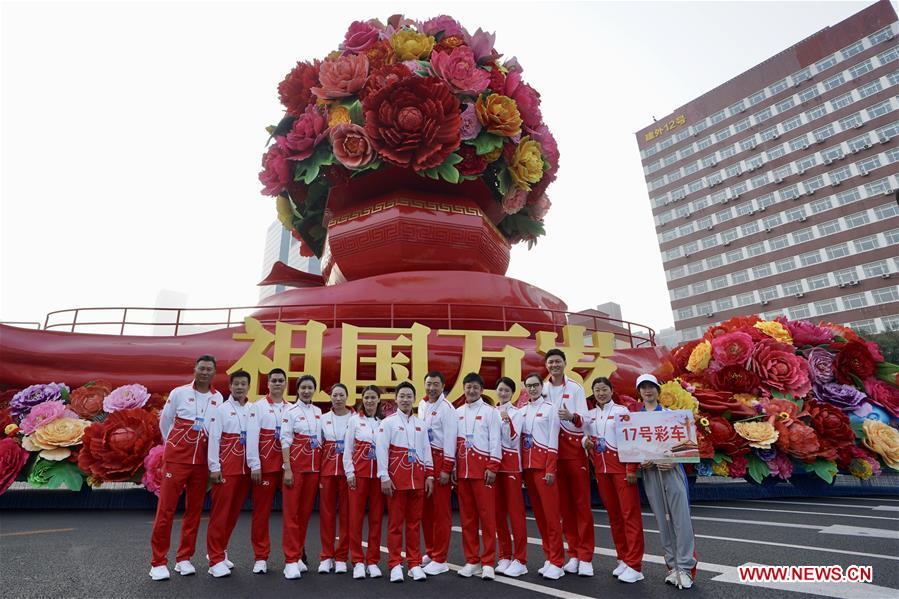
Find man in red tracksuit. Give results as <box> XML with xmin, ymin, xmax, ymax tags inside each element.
<box><xmin>149</xmin><ymin>355</ymin><xmax>223</xmax><ymax>581</ymax></box>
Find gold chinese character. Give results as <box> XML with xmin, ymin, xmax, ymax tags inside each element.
<box><xmin>339</xmin><ymin>324</ymin><xmax>431</xmax><ymax>405</ymax></box>
<box><xmin>438</xmin><ymin>324</ymin><xmax>530</xmax><ymax>403</ymax></box>
<box><xmin>229</xmin><ymin>317</ymin><xmax>327</xmax><ymax>402</ymax></box>
<box><xmin>644</xmin><ymin>131</ymin><xmax>655</xmax><ymax>142</ymax></box>
<box><xmin>535</xmin><ymin>324</ymin><xmax>618</xmax><ymax>393</ymax></box>
<box><xmin>675</xmin><ymin>115</ymin><xmax>686</xmax><ymax>126</ymax></box>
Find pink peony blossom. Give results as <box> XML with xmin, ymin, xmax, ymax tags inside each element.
<box><xmin>430</xmin><ymin>45</ymin><xmax>490</xmax><ymax>96</ymax></box>
<box><xmin>502</xmin><ymin>70</ymin><xmax>542</xmax><ymax>129</ymax></box>
<box><xmin>464</xmin><ymin>27</ymin><xmax>496</xmax><ymax>62</ymax></box>
<box><xmin>312</xmin><ymin>53</ymin><xmax>369</xmax><ymax>100</ymax></box>
<box><xmin>528</xmin><ymin>193</ymin><xmax>552</xmax><ymax>220</ymax></box>
<box><xmin>285</xmin><ymin>105</ymin><xmax>329</xmax><ymax>162</ymax></box>
<box><xmin>711</xmin><ymin>332</ymin><xmax>754</xmax><ymax>367</ymax></box>
<box><xmin>341</xmin><ymin>20</ymin><xmax>380</xmax><ymax>53</ymax></box>
<box><xmin>748</xmin><ymin>339</ymin><xmax>812</xmax><ymax>397</ymax></box>
<box><xmin>527</xmin><ymin>123</ymin><xmax>559</xmax><ymax>182</ymax></box>
<box><xmin>103</xmin><ymin>384</ymin><xmax>150</xmax><ymax>413</ymax></box>
<box><xmin>330</xmin><ymin>123</ymin><xmax>375</xmax><ymax>169</ymax></box>
<box><xmin>459</xmin><ymin>103</ymin><xmax>482</xmax><ymax>140</ymax></box>
<box><xmin>768</xmin><ymin>451</ymin><xmax>793</xmax><ymax>479</ymax></box>
<box><xmin>19</xmin><ymin>401</ymin><xmax>76</xmax><ymax>435</ymax></box>
<box><xmin>141</xmin><ymin>444</ymin><xmax>165</xmax><ymax>496</ymax></box>
<box><xmin>863</xmin><ymin>377</ymin><xmax>899</xmax><ymax>418</ymax></box>
<box><xmin>419</xmin><ymin>15</ymin><xmax>465</xmax><ymax>38</ymax></box>
<box><xmin>501</xmin><ymin>187</ymin><xmax>527</xmax><ymax>215</ymax></box>
<box><xmin>775</xmin><ymin>316</ymin><xmax>833</xmax><ymax>346</ymax></box>
<box><xmin>259</xmin><ymin>138</ymin><xmax>291</xmax><ymax>196</ymax></box>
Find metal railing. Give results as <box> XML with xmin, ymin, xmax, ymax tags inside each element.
<box><xmin>0</xmin><ymin>321</ymin><xmax>43</xmax><ymax>330</ymax></box>
<box><xmin>42</xmin><ymin>303</ymin><xmax>656</xmax><ymax>348</ymax></box>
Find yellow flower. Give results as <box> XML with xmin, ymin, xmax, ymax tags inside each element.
<box><xmin>753</xmin><ymin>320</ymin><xmax>793</xmax><ymax>344</ymax></box>
<box><xmin>699</xmin><ymin>417</ymin><xmax>710</xmax><ymax>428</ymax></box>
<box><xmin>734</xmin><ymin>421</ymin><xmax>779</xmax><ymax>449</ymax></box>
<box><xmin>475</xmin><ymin>93</ymin><xmax>522</xmax><ymax>137</ymax></box>
<box><xmin>848</xmin><ymin>458</ymin><xmax>873</xmax><ymax>480</ymax></box>
<box><xmin>275</xmin><ymin>196</ymin><xmax>294</xmax><ymax>229</ymax></box>
<box><xmin>390</xmin><ymin>30</ymin><xmax>435</xmax><ymax>61</ymax></box>
<box><xmin>686</xmin><ymin>340</ymin><xmax>711</xmax><ymax>373</ymax></box>
<box><xmin>733</xmin><ymin>393</ymin><xmax>760</xmax><ymax>407</ymax></box>
<box><xmin>4</xmin><ymin>423</ymin><xmax>19</xmax><ymax>436</ymax></box>
<box><xmin>328</xmin><ymin>105</ymin><xmax>351</xmax><ymax>127</ymax></box>
<box><xmin>711</xmin><ymin>461</ymin><xmax>730</xmax><ymax>476</ymax></box>
<box><xmin>507</xmin><ymin>137</ymin><xmax>544</xmax><ymax>191</ymax></box>
<box><xmin>862</xmin><ymin>420</ymin><xmax>899</xmax><ymax>469</ymax></box>
<box><xmin>22</xmin><ymin>418</ymin><xmax>89</xmax><ymax>461</ymax></box>
<box><xmin>659</xmin><ymin>381</ymin><xmax>699</xmax><ymax>414</ymax></box>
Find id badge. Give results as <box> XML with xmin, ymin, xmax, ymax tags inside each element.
<box><xmin>596</xmin><ymin>437</ymin><xmax>607</xmax><ymax>453</ymax></box>
<box><xmin>367</xmin><ymin>444</ymin><xmax>376</xmax><ymax>459</ymax></box>
<box><xmin>309</xmin><ymin>437</ymin><xmax>319</xmax><ymax>449</ymax></box>
<box><xmin>192</xmin><ymin>417</ymin><xmax>204</xmax><ymax>432</ymax></box>
<box><xmin>239</xmin><ymin>431</ymin><xmax>247</xmax><ymax>446</ymax></box>
<box><xmin>275</xmin><ymin>425</ymin><xmax>281</xmax><ymax>438</ymax></box>
<box><xmin>465</xmin><ymin>434</ymin><xmax>474</xmax><ymax>449</ymax></box>
<box><xmin>407</xmin><ymin>448</ymin><xmax>418</xmax><ymax>464</ymax></box>
<box><xmin>427</xmin><ymin>428</ymin><xmax>435</xmax><ymax>443</ymax></box>
<box><xmin>336</xmin><ymin>439</ymin><xmax>345</xmax><ymax>454</ymax></box>
<box><xmin>522</xmin><ymin>433</ymin><xmax>533</xmax><ymax>449</ymax></box>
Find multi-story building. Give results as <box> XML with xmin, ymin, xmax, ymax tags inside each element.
<box><xmin>637</xmin><ymin>0</ymin><xmax>899</xmax><ymax>342</ymax></box>
<box><xmin>259</xmin><ymin>220</ymin><xmax>321</xmax><ymax>301</ymax></box>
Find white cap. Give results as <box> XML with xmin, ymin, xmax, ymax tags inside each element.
<box><xmin>635</xmin><ymin>374</ymin><xmax>661</xmax><ymax>389</ymax></box>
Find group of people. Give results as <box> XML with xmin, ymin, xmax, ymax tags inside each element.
<box><xmin>148</xmin><ymin>351</ymin><xmax>698</xmax><ymax>589</ymax></box>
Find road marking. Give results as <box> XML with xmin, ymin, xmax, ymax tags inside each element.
<box><xmin>593</xmin><ymin>509</ymin><xmax>825</xmax><ymax>530</ymax></box>
<box><xmin>738</xmin><ymin>499</ymin><xmax>893</xmax><ymax>510</ymax></box>
<box><xmin>839</xmin><ymin>497</ymin><xmax>899</xmax><ymax>503</ymax></box>
<box><xmin>711</xmin><ymin>562</ymin><xmax>897</xmax><ymax>599</ymax></box>
<box><xmin>819</xmin><ymin>524</ymin><xmax>899</xmax><ymax>540</ymax></box>
<box><xmin>690</xmin><ymin>504</ymin><xmax>898</xmax><ymax>521</ymax></box>
<box><xmin>872</xmin><ymin>506</ymin><xmax>899</xmax><ymax>512</ymax></box>
<box><xmin>0</xmin><ymin>527</ymin><xmax>75</xmax><ymax>537</ymax></box>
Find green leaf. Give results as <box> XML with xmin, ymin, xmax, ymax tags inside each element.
<box><xmin>419</xmin><ymin>153</ymin><xmax>463</xmax><ymax>184</ymax></box>
<box><xmin>712</xmin><ymin>451</ymin><xmax>732</xmax><ymax>464</ymax></box>
<box><xmin>27</xmin><ymin>458</ymin><xmax>84</xmax><ymax>491</ymax></box>
<box><xmin>875</xmin><ymin>361</ymin><xmax>899</xmax><ymax>384</ymax></box>
<box><xmin>747</xmin><ymin>454</ymin><xmax>770</xmax><ymax>484</ymax></box>
<box><xmin>809</xmin><ymin>458</ymin><xmax>838</xmax><ymax>484</ymax></box>
<box><xmin>849</xmin><ymin>373</ymin><xmax>865</xmax><ymax>391</ymax></box>
<box><xmin>292</xmin><ymin>144</ymin><xmax>334</xmax><ymax>185</ymax></box>
<box><xmin>496</xmin><ymin>168</ymin><xmax>511</xmax><ymax>197</ymax></box>
<box><xmin>345</xmin><ymin>100</ymin><xmax>364</xmax><ymax>126</ymax></box>
<box><xmin>470</xmin><ymin>131</ymin><xmax>504</xmax><ymax>156</ymax></box>
<box><xmin>851</xmin><ymin>419</ymin><xmax>866</xmax><ymax>439</ymax></box>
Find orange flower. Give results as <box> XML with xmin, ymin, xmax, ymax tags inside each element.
<box><xmin>475</xmin><ymin>93</ymin><xmax>522</xmax><ymax>137</ymax></box>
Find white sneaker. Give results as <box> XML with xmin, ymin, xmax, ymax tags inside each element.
<box><xmin>537</xmin><ymin>560</ymin><xmax>550</xmax><ymax>575</ymax></box>
<box><xmin>334</xmin><ymin>561</ymin><xmax>348</xmax><ymax>574</ymax></box>
<box><xmin>481</xmin><ymin>566</ymin><xmax>495</xmax><ymax>580</ymax></box>
<box><xmin>503</xmin><ymin>560</ymin><xmax>528</xmax><ymax>578</ymax></box>
<box><xmin>578</xmin><ymin>561</ymin><xmax>594</xmax><ymax>577</ymax></box>
<box><xmin>367</xmin><ymin>564</ymin><xmax>382</xmax><ymax>578</ymax></box>
<box><xmin>353</xmin><ymin>563</ymin><xmax>366</xmax><ymax>578</ymax></box>
<box><xmin>563</xmin><ymin>557</ymin><xmax>579</xmax><ymax>573</ymax></box>
<box><xmin>205</xmin><ymin>552</ymin><xmax>234</xmax><ymax>569</ymax></box>
<box><xmin>298</xmin><ymin>560</ymin><xmax>309</xmax><ymax>573</ymax></box>
<box><xmin>542</xmin><ymin>564</ymin><xmax>565</xmax><ymax>580</ymax></box>
<box><xmin>612</xmin><ymin>561</ymin><xmax>627</xmax><ymax>577</ymax></box>
<box><xmin>283</xmin><ymin>562</ymin><xmax>301</xmax><ymax>579</ymax></box>
<box><xmin>495</xmin><ymin>559</ymin><xmax>511</xmax><ymax>574</ymax></box>
<box><xmin>390</xmin><ymin>565</ymin><xmax>404</xmax><ymax>582</ymax></box>
<box><xmin>458</xmin><ymin>563</ymin><xmax>483</xmax><ymax>578</ymax></box>
<box><xmin>318</xmin><ymin>558</ymin><xmax>334</xmax><ymax>573</ymax></box>
<box><xmin>174</xmin><ymin>561</ymin><xmax>196</xmax><ymax>576</ymax></box>
<box><xmin>422</xmin><ymin>561</ymin><xmax>449</xmax><ymax>576</ymax></box>
<box><xmin>410</xmin><ymin>566</ymin><xmax>427</xmax><ymax>581</ymax></box>
<box><xmin>421</xmin><ymin>554</ymin><xmax>432</xmax><ymax>566</ymax></box>
<box><xmin>665</xmin><ymin>569</ymin><xmax>678</xmax><ymax>585</ymax></box>
<box><xmin>253</xmin><ymin>560</ymin><xmax>267</xmax><ymax>574</ymax></box>
<box><xmin>149</xmin><ymin>565</ymin><xmax>170</xmax><ymax>581</ymax></box>
<box><xmin>208</xmin><ymin>562</ymin><xmax>231</xmax><ymax>578</ymax></box>
<box><xmin>677</xmin><ymin>571</ymin><xmax>694</xmax><ymax>589</ymax></box>
<box><xmin>618</xmin><ymin>566</ymin><xmax>644</xmax><ymax>583</ymax></box>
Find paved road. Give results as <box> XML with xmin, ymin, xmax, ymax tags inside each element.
<box><xmin>1</xmin><ymin>495</ymin><xmax>898</xmax><ymax>598</ymax></box>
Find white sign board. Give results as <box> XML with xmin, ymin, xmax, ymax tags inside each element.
<box><xmin>616</xmin><ymin>410</ymin><xmax>700</xmax><ymax>463</ymax></box>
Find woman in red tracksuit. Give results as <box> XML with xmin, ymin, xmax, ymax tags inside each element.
<box><xmin>583</xmin><ymin>377</ymin><xmax>644</xmax><ymax>584</ymax></box>
<box><xmin>280</xmin><ymin>374</ymin><xmax>322</xmax><ymax>580</ymax></box>
<box><xmin>318</xmin><ymin>383</ymin><xmax>352</xmax><ymax>574</ymax></box>
<box><xmin>344</xmin><ymin>385</ymin><xmax>385</xmax><ymax>579</ymax></box>
<box><xmin>494</xmin><ymin>376</ymin><xmax>528</xmax><ymax>578</ymax></box>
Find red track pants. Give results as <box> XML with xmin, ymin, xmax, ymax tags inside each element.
<box><xmin>386</xmin><ymin>488</ymin><xmax>424</xmax><ymax>569</ymax></box>
<box><xmin>557</xmin><ymin>458</ymin><xmax>595</xmax><ymax>561</ymax></box>
<box><xmin>207</xmin><ymin>473</ymin><xmax>251</xmax><ymax>565</ymax></box>
<box><xmin>456</xmin><ymin>478</ymin><xmax>496</xmax><ymax>567</ymax></box>
<box><xmin>250</xmin><ymin>471</ymin><xmax>282</xmax><ymax>561</ymax></box>
<box><xmin>319</xmin><ymin>475</ymin><xmax>350</xmax><ymax>561</ymax></box>
<box><xmin>348</xmin><ymin>477</ymin><xmax>384</xmax><ymax>565</ymax></box>
<box><xmin>524</xmin><ymin>469</ymin><xmax>563</xmax><ymax>566</ymax></box>
<box><xmin>421</xmin><ymin>476</ymin><xmax>453</xmax><ymax>563</ymax></box>
<box><xmin>281</xmin><ymin>471</ymin><xmax>319</xmax><ymax>563</ymax></box>
<box><xmin>595</xmin><ymin>473</ymin><xmax>644</xmax><ymax>571</ymax></box>
<box><xmin>150</xmin><ymin>461</ymin><xmax>208</xmax><ymax>567</ymax></box>
<box><xmin>495</xmin><ymin>472</ymin><xmax>528</xmax><ymax>564</ymax></box>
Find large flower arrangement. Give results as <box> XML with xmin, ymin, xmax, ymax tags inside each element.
<box><xmin>665</xmin><ymin>316</ymin><xmax>899</xmax><ymax>483</ymax></box>
<box><xmin>258</xmin><ymin>14</ymin><xmax>558</xmax><ymax>257</ymax></box>
<box><xmin>0</xmin><ymin>381</ymin><xmax>166</xmax><ymax>494</ymax></box>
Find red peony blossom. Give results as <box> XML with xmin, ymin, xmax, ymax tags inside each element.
<box><xmin>78</xmin><ymin>408</ymin><xmax>161</xmax><ymax>482</ymax></box>
<box><xmin>707</xmin><ymin>416</ymin><xmax>748</xmax><ymax>456</ymax></box>
<box><xmin>710</xmin><ymin>364</ymin><xmax>761</xmax><ymax>394</ymax></box>
<box><xmin>0</xmin><ymin>438</ymin><xmax>29</xmax><ymax>495</ymax></box>
<box><xmin>312</xmin><ymin>53</ymin><xmax>370</xmax><ymax>100</ymax></box>
<box><xmin>819</xmin><ymin>321</ymin><xmax>862</xmax><ymax>343</ymax></box>
<box><xmin>433</xmin><ymin>34</ymin><xmax>467</xmax><ymax>56</ymax></box>
<box><xmin>363</xmin><ymin>76</ymin><xmax>461</xmax><ymax>171</ymax></box>
<box><xmin>696</xmin><ymin>426</ymin><xmax>715</xmax><ymax>458</ymax></box>
<box><xmin>805</xmin><ymin>398</ymin><xmax>855</xmax><ymax>453</ymax></box>
<box><xmin>671</xmin><ymin>339</ymin><xmax>702</xmax><ymax>376</ymax></box>
<box><xmin>68</xmin><ymin>382</ymin><xmax>111</xmax><ymax>419</ymax></box>
<box><xmin>144</xmin><ymin>393</ymin><xmax>166</xmax><ymax>416</ymax></box>
<box><xmin>834</xmin><ymin>340</ymin><xmax>877</xmax><ymax>385</ymax></box>
<box><xmin>278</xmin><ymin>60</ymin><xmax>322</xmax><ymax>117</ymax></box>
<box><xmin>863</xmin><ymin>377</ymin><xmax>899</xmax><ymax>418</ymax></box>
<box><xmin>748</xmin><ymin>339</ymin><xmax>811</xmax><ymax>397</ymax></box>
<box><xmin>718</xmin><ymin>315</ymin><xmax>762</xmax><ymax>333</ymax></box>
<box><xmin>364</xmin><ymin>40</ymin><xmax>395</xmax><ymax>70</ymax></box>
<box><xmin>430</xmin><ymin>45</ymin><xmax>490</xmax><ymax>96</ymax></box>
<box><xmin>502</xmin><ymin>70</ymin><xmax>542</xmax><ymax>129</ymax></box>
<box><xmin>775</xmin><ymin>316</ymin><xmax>833</xmax><ymax>346</ymax></box>
<box><xmin>0</xmin><ymin>389</ymin><xmax>20</xmax><ymax>410</ymax></box>
<box><xmin>487</xmin><ymin>60</ymin><xmax>506</xmax><ymax>93</ymax></box>
<box><xmin>285</xmin><ymin>106</ymin><xmax>329</xmax><ymax>162</ymax></box>
<box><xmin>358</xmin><ymin>63</ymin><xmax>412</xmax><ymax>103</ymax></box>
<box><xmin>0</xmin><ymin>408</ymin><xmax>14</xmax><ymax>434</ymax></box>
<box><xmin>330</xmin><ymin>123</ymin><xmax>376</xmax><ymax>169</ymax></box>
<box><xmin>694</xmin><ymin>387</ymin><xmax>758</xmax><ymax>418</ymax></box>
<box><xmin>456</xmin><ymin>144</ymin><xmax>487</xmax><ymax>176</ymax></box>
<box><xmin>777</xmin><ymin>421</ymin><xmax>821</xmax><ymax>462</ymax></box>
<box><xmin>259</xmin><ymin>139</ymin><xmax>292</xmax><ymax>196</ymax></box>
<box><xmin>729</xmin><ymin>453</ymin><xmax>749</xmax><ymax>477</ymax></box>
<box><xmin>711</xmin><ymin>332</ymin><xmax>754</xmax><ymax>367</ymax></box>
<box><xmin>341</xmin><ymin>20</ymin><xmax>380</xmax><ymax>53</ymax></box>
<box><xmin>761</xmin><ymin>397</ymin><xmax>807</xmax><ymax>423</ymax></box>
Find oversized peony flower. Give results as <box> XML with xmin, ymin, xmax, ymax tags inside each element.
<box><xmin>659</xmin><ymin>381</ymin><xmax>699</xmax><ymax>414</ymax></box>
<box><xmin>502</xmin><ymin>70</ymin><xmax>542</xmax><ymax>130</ymax></box>
<box><xmin>419</xmin><ymin>14</ymin><xmax>465</xmax><ymax>37</ymax></box>
<box><xmin>312</xmin><ymin>53</ymin><xmax>370</xmax><ymax>100</ymax></box>
<box><xmin>529</xmin><ymin>194</ymin><xmax>552</xmax><ymax>220</ymax></box>
<box><xmin>753</xmin><ymin>320</ymin><xmax>793</xmax><ymax>344</ymax></box>
<box><xmin>327</xmin><ymin>105</ymin><xmax>351</xmax><ymax>128</ymax></box>
<box><xmin>456</xmin><ymin>144</ymin><xmax>487</xmax><ymax>177</ymax></box>
<box><xmin>285</xmin><ymin>105</ymin><xmax>329</xmax><ymax>162</ymax></box>
<box><xmin>814</xmin><ymin>382</ymin><xmax>866</xmax><ymax>411</ymax></box>
<box><xmin>729</xmin><ymin>453</ymin><xmax>749</xmax><ymax>477</ymax></box>
<box><xmin>19</xmin><ymin>401</ymin><xmax>76</xmax><ymax>435</ymax></box>
<box><xmin>767</xmin><ymin>450</ymin><xmax>793</xmax><ymax>479</ymax></box>
<box><xmin>68</xmin><ymin>381</ymin><xmax>111</xmax><ymax>419</ymax></box>
<box><xmin>464</xmin><ymin>27</ymin><xmax>496</xmax><ymax>62</ymax></box>
<box><xmin>734</xmin><ymin>421</ymin><xmax>779</xmax><ymax>449</ymax></box>
<box><xmin>777</xmin><ymin>421</ymin><xmax>821</xmax><ymax>462</ymax></box>
<box><xmin>10</xmin><ymin>383</ymin><xmax>69</xmax><ymax>422</ymax></box>
<box><xmin>501</xmin><ymin>187</ymin><xmax>527</xmax><ymax>215</ymax></box>
<box><xmin>805</xmin><ymin>347</ymin><xmax>836</xmax><ymax>385</ymax></box>
<box><xmin>806</xmin><ymin>398</ymin><xmax>855</xmax><ymax>452</ymax></box>
<box><xmin>141</xmin><ymin>444</ymin><xmax>165</xmax><ymax>496</ymax></box>
<box><xmin>103</xmin><ymin>384</ymin><xmax>150</xmax><ymax>413</ymax></box>
<box><xmin>686</xmin><ymin>340</ymin><xmax>712</xmax><ymax>373</ymax></box>
<box><xmin>22</xmin><ymin>417</ymin><xmax>89</xmax><ymax>461</ymax></box>
<box><xmin>434</xmin><ymin>34</ymin><xmax>466</xmax><ymax>55</ymax></box>
<box><xmin>711</xmin><ymin>332</ymin><xmax>754</xmax><ymax>367</ymax></box>
<box><xmin>341</xmin><ymin>20</ymin><xmax>380</xmax><ymax>53</ymax></box>
<box><xmin>695</xmin><ymin>388</ymin><xmax>757</xmax><ymax>418</ymax></box>
<box><xmin>259</xmin><ymin>139</ymin><xmax>292</xmax><ymax>196</ymax></box>
<box><xmin>864</xmin><ymin>377</ymin><xmax>899</xmax><ymax>418</ymax></box>
<box><xmin>358</xmin><ymin>64</ymin><xmax>412</xmax><ymax>103</ymax></box>
<box><xmin>330</xmin><ymin>123</ymin><xmax>376</xmax><ymax>169</ymax></box>
<box><xmin>364</xmin><ymin>39</ymin><xmax>395</xmax><ymax>70</ymax></box>
<box><xmin>671</xmin><ymin>339</ymin><xmax>702</xmax><ymax>375</ymax></box>
<box><xmin>363</xmin><ymin>76</ymin><xmax>461</xmax><ymax>171</ymax></box>
<box><xmin>748</xmin><ymin>339</ymin><xmax>811</xmax><ymax>397</ymax></box>
<box><xmin>476</xmin><ymin>93</ymin><xmax>522</xmax><ymax>137</ymax></box>
<box><xmin>506</xmin><ymin>137</ymin><xmax>543</xmax><ymax>192</ymax></box>
<box><xmin>278</xmin><ymin>60</ymin><xmax>321</xmax><ymax>117</ymax></box>
<box><xmin>429</xmin><ymin>45</ymin><xmax>490</xmax><ymax>95</ymax></box>
<box><xmin>707</xmin><ymin>416</ymin><xmax>748</xmax><ymax>455</ymax></box>
<box><xmin>0</xmin><ymin>438</ymin><xmax>29</xmax><ymax>495</ymax></box>
<box><xmin>776</xmin><ymin>317</ymin><xmax>833</xmax><ymax>346</ymax></box>
<box><xmin>78</xmin><ymin>408</ymin><xmax>161</xmax><ymax>482</ymax></box>
<box><xmin>459</xmin><ymin>102</ymin><xmax>482</xmax><ymax>141</ymax></box>
<box><xmin>834</xmin><ymin>340</ymin><xmax>878</xmax><ymax>385</ymax></box>
<box><xmin>390</xmin><ymin>29</ymin><xmax>435</xmax><ymax>60</ymax></box>
<box><xmin>710</xmin><ymin>365</ymin><xmax>760</xmax><ymax>394</ymax></box>
<box><xmin>862</xmin><ymin>419</ymin><xmax>899</xmax><ymax>469</ymax></box>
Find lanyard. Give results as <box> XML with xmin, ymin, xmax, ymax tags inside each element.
<box><xmin>597</xmin><ymin>401</ymin><xmax>612</xmax><ymax>439</ymax></box>
<box><xmin>330</xmin><ymin>411</ymin><xmax>349</xmax><ymax>441</ymax></box>
<box><xmin>267</xmin><ymin>396</ymin><xmax>285</xmax><ymax>424</ymax></box>
<box><xmin>297</xmin><ymin>401</ymin><xmax>316</xmax><ymax>436</ymax></box>
<box><xmin>464</xmin><ymin>401</ymin><xmax>484</xmax><ymax>438</ymax></box>
<box><xmin>400</xmin><ymin>412</ymin><xmax>417</xmax><ymax>450</ymax></box>
<box><xmin>523</xmin><ymin>399</ymin><xmax>545</xmax><ymax>436</ymax></box>
<box><xmin>364</xmin><ymin>416</ymin><xmax>379</xmax><ymax>440</ymax></box>
<box><xmin>193</xmin><ymin>388</ymin><xmax>211</xmax><ymax>422</ymax></box>
<box><xmin>228</xmin><ymin>398</ymin><xmax>248</xmax><ymax>432</ymax></box>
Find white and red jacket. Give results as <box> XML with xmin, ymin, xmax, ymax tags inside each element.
<box><xmin>376</xmin><ymin>410</ymin><xmax>434</xmax><ymax>491</ymax></box>
<box><xmin>519</xmin><ymin>398</ymin><xmax>560</xmax><ymax>474</ymax></box>
<box><xmin>418</xmin><ymin>394</ymin><xmax>457</xmax><ymax>475</ymax></box>
<box><xmin>454</xmin><ymin>399</ymin><xmax>502</xmax><ymax>478</ymax></box>
<box><xmin>246</xmin><ymin>396</ymin><xmax>288</xmax><ymax>474</ymax></box>
<box><xmin>343</xmin><ymin>412</ymin><xmax>380</xmax><ymax>479</ymax></box>
<box><xmin>207</xmin><ymin>397</ymin><xmax>250</xmax><ymax>476</ymax></box>
<box><xmin>160</xmin><ymin>383</ymin><xmax>223</xmax><ymax>465</ymax></box>
<box><xmin>584</xmin><ymin>401</ymin><xmax>637</xmax><ymax>475</ymax></box>
<box><xmin>321</xmin><ymin>410</ymin><xmax>352</xmax><ymax>477</ymax></box>
<box><xmin>498</xmin><ymin>402</ymin><xmax>523</xmax><ymax>473</ymax></box>
<box><xmin>543</xmin><ymin>378</ymin><xmax>587</xmax><ymax>460</ymax></box>
<box><xmin>280</xmin><ymin>401</ymin><xmax>323</xmax><ymax>473</ymax></box>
